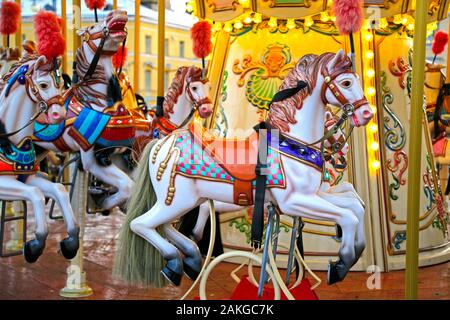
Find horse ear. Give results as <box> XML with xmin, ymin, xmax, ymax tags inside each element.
<box><xmin>329</xmin><ymin>49</ymin><xmax>345</xmax><ymax>71</ymax></box>
<box><xmin>34</xmin><ymin>55</ymin><xmax>48</xmax><ymax>73</ymax></box>
<box><xmin>77</xmin><ymin>28</ymin><xmax>87</xmax><ymax>36</ymax></box>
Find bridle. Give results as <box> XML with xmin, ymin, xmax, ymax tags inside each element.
<box><xmin>323</xmin><ymin>116</ymin><xmax>348</xmax><ymax>171</ymax></box>
<box><xmin>0</xmin><ymin>62</ymin><xmax>63</xmax><ymax>139</ymax></box>
<box><xmin>321</xmin><ymin>66</ymin><xmax>369</xmax><ymax>117</ymax></box>
<box><xmin>155</xmin><ymin>76</ymin><xmax>212</xmax><ymax>134</ymax></box>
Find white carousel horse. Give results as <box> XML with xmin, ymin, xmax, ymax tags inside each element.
<box><xmin>0</xmin><ymin>55</ymin><xmax>79</xmax><ymax>263</ymax></box>
<box><xmin>190</xmin><ymin>110</ymin><xmax>361</xmax><ymax>242</ymax></box>
<box><xmin>114</xmin><ymin>50</ymin><xmax>374</xmax><ymax>287</ymax></box>
<box><xmin>33</xmin><ymin>11</ymin><xmax>212</xmax><ymax>211</ymax></box>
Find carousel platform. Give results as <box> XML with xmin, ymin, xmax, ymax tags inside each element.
<box><xmin>0</xmin><ymin>208</ymin><xmax>448</xmax><ymax>300</ymax></box>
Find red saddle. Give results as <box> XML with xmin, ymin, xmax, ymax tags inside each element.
<box><xmin>188</xmin><ymin>122</ymin><xmax>259</xmax><ymax>205</ymax></box>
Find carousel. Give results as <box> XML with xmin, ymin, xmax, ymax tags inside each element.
<box><xmin>0</xmin><ymin>0</ymin><xmax>449</xmax><ymax>301</ymax></box>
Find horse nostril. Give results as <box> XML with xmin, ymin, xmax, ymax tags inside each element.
<box><xmin>363</xmin><ymin>110</ymin><xmax>373</xmax><ymax>119</ymax></box>
<box><xmin>52</xmin><ymin>112</ymin><xmax>61</xmax><ymax>119</ymax></box>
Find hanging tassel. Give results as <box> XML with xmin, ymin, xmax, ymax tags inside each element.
<box><xmin>333</xmin><ymin>0</ymin><xmax>364</xmax><ymax>72</ymax></box>
<box><xmin>191</xmin><ymin>21</ymin><xmax>212</xmax><ymax>79</ymax></box>
<box><xmin>432</xmin><ymin>30</ymin><xmax>448</xmax><ymax>64</ymax></box>
<box><xmin>85</xmin><ymin>0</ymin><xmax>106</xmax><ymax>23</ymax></box>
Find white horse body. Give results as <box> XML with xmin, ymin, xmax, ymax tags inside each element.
<box><xmin>0</xmin><ymin>55</ymin><xmax>79</xmax><ymax>263</ymax></box>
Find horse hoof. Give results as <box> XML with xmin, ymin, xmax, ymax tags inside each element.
<box><xmin>59</xmin><ymin>237</ymin><xmax>79</xmax><ymax>260</ymax></box>
<box><xmin>161</xmin><ymin>266</ymin><xmax>182</xmax><ymax>286</ymax></box>
<box><xmin>23</xmin><ymin>240</ymin><xmax>44</xmax><ymax>264</ymax></box>
<box><xmin>183</xmin><ymin>261</ymin><xmax>201</xmax><ymax>281</ymax></box>
<box><xmin>327</xmin><ymin>259</ymin><xmax>349</xmax><ymax>285</ymax></box>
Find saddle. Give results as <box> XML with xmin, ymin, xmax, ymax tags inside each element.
<box><xmin>188</xmin><ymin>122</ymin><xmax>259</xmax><ymax>205</ymax></box>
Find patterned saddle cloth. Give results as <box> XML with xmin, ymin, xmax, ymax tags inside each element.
<box><xmin>33</xmin><ymin>94</ymin><xmax>138</xmax><ymax>151</ymax></box>
<box><xmin>0</xmin><ymin>137</ymin><xmax>38</xmax><ymax>177</ymax></box>
<box><xmin>173</xmin><ymin>123</ymin><xmax>285</xmax><ymax>205</ymax></box>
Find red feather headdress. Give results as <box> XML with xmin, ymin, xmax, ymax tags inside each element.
<box><xmin>112</xmin><ymin>45</ymin><xmax>128</xmax><ymax>69</ymax></box>
<box><xmin>34</xmin><ymin>10</ymin><xmax>65</xmax><ymax>61</ymax></box>
<box><xmin>0</xmin><ymin>0</ymin><xmax>21</xmax><ymax>47</ymax></box>
<box><xmin>191</xmin><ymin>21</ymin><xmax>212</xmax><ymax>78</ymax></box>
<box><xmin>333</xmin><ymin>0</ymin><xmax>364</xmax><ymax>35</ymax></box>
<box><xmin>85</xmin><ymin>0</ymin><xmax>106</xmax><ymax>22</ymax></box>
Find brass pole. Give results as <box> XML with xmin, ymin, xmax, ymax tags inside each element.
<box><xmin>14</xmin><ymin>0</ymin><xmax>21</xmax><ymax>52</ymax></box>
<box><xmin>133</xmin><ymin>0</ymin><xmax>140</xmax><ymax>92</ymax></box>
<box><xmin>113</xmin><ymin>0</ymin><xmax>117</xmax><ymax>10</ymax></box>
<box><xmin>405</xmin><ymin>0</ymin><xmax>428</xmax><ymax>300</ymax></box>
<box><xmin>157</xmin><ymin>0</ymin><xmax>165</xmax><ymax>110</ymax></box>
<box><xmin>1</xmin><ymin>0</ymin><xmax>7</xmax><ymax>47</ymax></box>
<box><xmin>61</xmin><ymin>0</ymin><xmax>67</xmax><ymax>74</ymax></box>
<box><xmin>72</xmin><ymin>0</ymin><xmax>81</xmax><ymax>52</ymax></box>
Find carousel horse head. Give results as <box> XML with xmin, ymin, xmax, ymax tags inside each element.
<box><xmin>77</xmin><ymin>9</ymin><xmax>128</xmax><ymax>58</ymax></box>
<box><xmin>2</xmin><ymin>54</ymin><xmax>66</xmax><ymax>124</ymax></box>
<box><xmin>269</xmin><ymin>50</ymin><xmax>373</xmax><ymax>133</ymax></box>
<box><xmin>163</xmin><ymin>65</ymin><xmax>213</xmax><ymax>119</ymax></box>
<box><xmin>321</xmin><ymin>50</ymin><xmax>373</xmax><ymax>127</ymax></box>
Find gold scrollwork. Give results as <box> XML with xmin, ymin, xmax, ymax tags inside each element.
<box><xmin>206</xmin><ymin>0</ymin><xmax>239</xmax><ymax>12</ymax></box>
<box><xmin>262</xmin><ymin>0</ymin><xmax>316</xmax><ymax>8</ymax></box>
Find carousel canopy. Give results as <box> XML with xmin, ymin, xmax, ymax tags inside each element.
<box><xmin>191</xmin><ymin>0</ymin><xmax>450</xmax><ymax>23</ymax></box>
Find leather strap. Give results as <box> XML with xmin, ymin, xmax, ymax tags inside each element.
<box><xmin>251</xmin><ymin>121</ymin><xmax>269</xmax><ymax>249</ymax></box>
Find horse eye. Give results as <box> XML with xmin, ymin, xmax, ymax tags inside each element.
<box><xmin>340</xmin><ymin>80</ymin><xmax>352</xmax><ymax>88</ymax></box>
<box><xmin>192</xmin><ymin>86</ymin><xmax>197</xmax><ymax>91</ymax></box>
<box><xmin>39</xmin><ymin>83</ymin><xmax>49</xmax><ymax>90</ymax></box>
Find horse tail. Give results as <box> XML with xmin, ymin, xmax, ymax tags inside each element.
<box><xmin>113</xmin><ymin>139</ymin><xmax>167</xmax><ymax>287</ymax></box>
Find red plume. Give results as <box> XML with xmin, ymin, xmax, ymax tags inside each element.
<box><xmin>34</xmin><ymin>11</ymin><xmax>65</xmax><ymax>60</ymax></box>
<box><xmin>191</xmin><ymin>21</ymin><xmax>212</xmax><ymax>59</ymax></box>
<box><xmin>432</xmin><ymin>31</ymin><xmax>448</xmax><ymax>56</ymax></box>
<box><xmin>333</xmin><ymin>0</ymin><xmax>364</xmax><ymax>35</ymax></box>
<box><xmin>112</xmin><ymin>46</ymin><xmax>128</xmax><ymax>69</ymax></box>
<box><xmin>0</xmin><ymin>1</ymin><xmax>21</xmax><ymax>36</ymax></box>
<box><xmin>85</xmin><ymin>0</ymin><xmax>106</xmax><ymax>11</ymax></box>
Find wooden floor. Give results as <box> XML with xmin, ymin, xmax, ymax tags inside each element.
<box><xmin>0</xmin><ymin>210</ymin><xmax>449</xmax><ymax>300</ymax></box>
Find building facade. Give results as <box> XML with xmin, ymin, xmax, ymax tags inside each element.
<box><xmin>16</xmin><ymin>0</ymin><xmax>200</xmax><ymax>106</ymax></box>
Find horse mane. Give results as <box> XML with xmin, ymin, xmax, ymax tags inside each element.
<box><xmin>268</xmin><ymin>52</ymin><xmax>352</xmax><ymax>132</ymax></box>
<box><xmin>72</xmin><ymin>46</ymin><xmax>108</xmax><ymax>105</ymax></box>
<box><xmin>2</xmin><ymin>54</ymin><xmax>38</xmax><ymax>82</ymax></box>
<box><xmin>163</xmin><ymin>65</ymin><xmax>202</xmax><ymax>118</ymax></box>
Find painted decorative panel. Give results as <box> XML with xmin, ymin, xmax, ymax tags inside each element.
<box><xmin>375</xmin><ymin>32</ymin><xmax>450</xmax><ymax>256</ymax></box>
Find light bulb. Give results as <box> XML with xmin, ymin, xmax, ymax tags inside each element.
<box><xmin>365</xmin><ymin>50</ymin><xmax>374</xmax><ymax>60</ymax></box>
<box><xmin>253</xmin><ymin>13</ymin><xmax>262</xmax><ymax>24</ymax></box>
<box><xmin>366</xmin><ymin>87</ymin><xmax>376</xmax><ymax>96</ymax></box>
<box><xmin>369</xmin><ymin>123</ymin><xmax>378</xmax><ymax>133</ymax></box>
<box><xmin>286</xmin><ymin>18</ymin><xmax>296</xmax><ymax>29</ymax></box>
<box><xmin>268</xmin><ymin>17</ymin><xmax>277</xmax><ymax>28</ymax></box>
<box><xmin>223</xmin><ymin>22</ymin><xmax>232</xmax><ymax>33</ymax></box>
<box><xmin>243</xmin><ymin>14</ymin><xmax>252</xmax><ymax>24</ymax></box>
<box><xmin>234</xmin><ymin>21</ymin><xmax>243</xmax><ymax>29</ymax></box>
<box><xmin>305</xmin><ymin>16</ymin><xmax>314</xmax><ymax>27</ymax></box>
<box><xmin>365</xmin><ymin>33</ymin><xmax>373</xmax><ymax>42</ymax></box>
<box><xmin>366</xmin><ymin>69</ymin><xmax>375</xmax><ymax>78</ymax></box>
<box><xmin>371</xmin><ymin>160</ymin><xmax>381</xmax><ymax>170</ymax></box>
<box><xmin>370</xmin><ymin>141</ymin><xmax>380</xmax><ymax>151</ymax></box>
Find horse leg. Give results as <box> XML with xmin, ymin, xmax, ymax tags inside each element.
<box><xmin>275</xmin><ymin>192</ymin><xmax>358</xmax><ymax>285</ymax></box>
<box><xmin>318</xmin><ymin>190</ymin><xmax>366</xmax><ymax>265</ymax></box>
<box><xmin>130</xmin><ymin>194</ymin><xmax>202</xmax><ymax>286</ymax></box>
<box><xmin>163</xmin><ymin>223</ymin><xmax>202</xmax><ymax>280</ymax></box>
<box><xmin>26</xmin><ymin>174</ymin><xmax>80</xmax><ymax>260</ymax></box>
<box><xmin>80</xmin><ymin>149</ymin><xmax>133</xmax><ymax>210</ymax></box>
<box><xmin>0</xmin><ymin>176</ymin><xmax>48</xmax><ymax>263</ymax></box>
<box><xmin>192</xmin><ymin>201</ymin><xmax>244</xmax><ymax>241</ymax></box>
<box><xmin>327</xmin><ymin>181</ymin><xmax>365</xmax><ymax>208</ymax></box>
